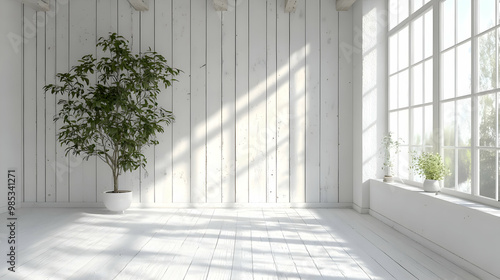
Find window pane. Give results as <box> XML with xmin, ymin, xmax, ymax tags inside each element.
<box><xmin>479</xmin><ymin>0</ymin><xmax>496</xmax><ymax>33</ymax></box>
<box><xmin>412</xmin><ymin>0</ymin><xmax>423</xmax><ymax>13</ymax></box>
<box><xmin>411</xmin><ymin>147</ymin><xmax>425</xmax><ymax>182</ymax></box>
<box><xmin>399</xmin><ymin>26</ymin><xmax>409</xmax><ymax>70</ymax></box>
<box><xmin>479</xmin><ymin>94</ymin><xmax>497</xmax><ymax>146</ymax></box>
<box><xmin>442</xmin><ymin>48</ymin><xmax>455</xmax><ymax>100</ymax></box>
<box><xmin>443</xmin><ymin>101</ymin><xmax>455</xmax><ymax>146</ymax></box>
<box><xmin>456</xmin><ymin>41</ymin><xmax>471</xmax><ymax>97</ymax></box>
<box><xmin>478</xmin><ymin>30</ymin><xmax>497</xmax><ymax>92</ymax></box>
<box><xmin>389</xmin><ymin>111</ymin><xmax>398</xmax><ymax>134</ymax></box>
<box><xmin>389</xmin><ymin>0</ymin><xmax>399</xmax><ymax>29</ymax></box>
<box><xmin>413</xmin><ymin>107</ymin><xmax>423</xmax><ymax>145</ymax></box>
<box><xmin>424</xmin><ymin>59</ymin><xmax>433</xmax><ymax>103</ymax></box>
<box><xmin>456</xmin><ymin>0</ymin><xmax>471</xmax><ymax>43</ymax></box>
<box><xmin>457</xmin><ymin>149</ymin><xmax>472</xmax><ymax>193</ymax></box>
<box><xmin>497</xmin><ymin>28</ymin><xmax>500</xmax><ymax>87</ymax></box>
<box><xmin>441</xmin><ymin>0</ymin><xmax>455</xmax><ymax>50</ymax></box>
<box><xmin>412</xmin><ymin>63</ymin><xmax>423</xmax><ymax>105</ymax></box>
<box><xmin>424</xmin><ymin>105</ymin><xmax>433</xmax><ymax>145</ymax></box>
<box><xmin>424</xmin><ymin>9</ymin><xmax>433</xmax><ymax>58</ymax></box>
<box><xmin>398</xmin><ymin>146</ymin><xmax>409</xmax><ymax>179</ymax></box>
<box><xmin>389</xmin><ymin>74</ymin><xmax>398</xmax><ymax>110</ymax></box>
<box><xmin>412</xmin><ymin>15</ymin><xmax>424</xmax><ymax>63</ymax></box>
<box><xmin>457</xmin><ymin>98</ymin><xmax>471</xmax><ymax>147</ymax></box>
<box><xmin>498</xmin><ymin>93</ymin><xmax>500</xmax><ymax>144</ymax></box>
<box><xmin>399</xmin><ymin>1</ymin><xmax>409</xmax><ymax>25</ymax></box>
<box><xmin>389</xmin><ymin>34</ymin><xmax>398</xmax><ymax>74</ymax></box>
<box><xmin>399</xmin><ymin>110</ymin><xmax>409</xmax><ymax>144</ymax></box>
<box><xmin>444</xmin><ymin>148</ymin><xmax>455</xmax><ymax>189</ymax></box>
<box><xmin>480</xmin><ymin>149</ymin><xmax>496</xmax><ymax>199</ymax></box>
<box><xmin>399</xmin><ymin>70</ymin><xmax>409</xmax><ymax>108</ymax></box>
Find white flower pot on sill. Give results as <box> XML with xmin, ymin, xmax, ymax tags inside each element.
<box><xmin>383</xmin><ymin>175</ymin><xmax>394</xmax><ymax>183</ymax></box>
<box><xmin>102</xmin><ymin>190</ymin><xmax>132</xmax><ymax>213</ymax></box>
<box><xmin>423</xmin><ymin>179</ymin><xmax>441</xmax><ymax>192</ymax></box>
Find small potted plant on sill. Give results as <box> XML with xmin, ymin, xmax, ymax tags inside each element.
<box><xmin>409</xmin><ymin>151</ymin><xmax>450</xmax><ymax>192</ymax></box>
<box><xmin>380</xmin><ymin>132</ymin><xmax>403</xmax><ymax>182</ymax></box>
<box><xmin>44</xmin><ymin>33</ymin><xmax>180</xmax><ymax>212</ymax></box>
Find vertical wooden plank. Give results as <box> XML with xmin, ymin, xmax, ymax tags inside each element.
<box><xmin>69</xmin><ymin>0</ymin><xmax>97</xmax><ymax>203</ymax></box>
<box><xmin>305</xmin><ymin>0</ymin><xmax>321</xmax><ymax>203</ymax></box>
<box><xmin>24</xmin><ymin>7</ymin><xmax>37</xmax><ymax>203</ymax></box>
<box><xmin>45</xmin><ymin>2</ymin><xmax>57</xmax><ymax>202</ymax></box>
<box><xmin>96</xmin><ymin>0</ymin><xmax>117</xmax><ymax>199</ymax></box>
<box><xmin>154</xmin><ymin>0</ymin><xmax>174</xmax><ymax>203</ymax></box>
<box><xmin>117</xmin><ymin>0</ymin><xmax>141</xmax><ymax>200</ymax></box>
<box><xmin>140</xmin><ymin>0</ymin><xmax>156</xmax><ymax>203</ymax></box>
<box><xmin>206</xmin><ymin>4</ymin><xmax>222</xmax><ymax>203</ymax></box>
<box><xmin>338</xmin><ymin>10</ymin><xmax>353</xmax><ymax>203</ymax></box>
<box><xmin>172</xmin><ymin>0</ymin><xmax>191</xmax><ymax>202</ymax></box>
<box><xmin>266</xmin><ymin>0</ymin><xmax>277</xmax><ymax>203</ymax></box>
<box><xmin>248</xmin><ymin>0</ymin><xmax>267</xmax><ymax>203</ymax></box>
<box><xmin>289</xmin><ymin>0</ymin><xmax>306</xmax><ymax>203</ymax></box>
<box><xmin>55</xmin><ymin>0</ymin><xmax>69</xmax><ymax>202</ymax></box>
<box><xmin>130</xmin><ymin>2</ymin><xmax>141</xmax><ymax>202</ymax></box>
<box><xmin>235</xmin><ymin>0</ymin><xmax>249</xmax><ymax>203</ymax></box>
<box><xmin>320</xmin><ymin>0</ymin><xmax>339</xmax><ymax>203</ymax></box>
<box><xmin>191</xmin><ymin>0</ymin><xmax>207</xmax><ymax>203</ymax></box>
<box><xmin>221</xmin><ymin>4</ymin><xmax>236</xmax><ymax>203</ymax></box>
<box><xmin>276</xmin><ymin>0</ymin><xmax>290</xmax><ymax>203</ymax></box>
<box><xmin>36</xmin><ymin>10</ymin><xmax>46</xmax><ymax>202</ymax></box>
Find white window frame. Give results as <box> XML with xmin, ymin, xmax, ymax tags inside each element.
<box><xmin>388</xmin><ymin>0</ymin><xmax>500</xmax><ymax>208</ymax></box>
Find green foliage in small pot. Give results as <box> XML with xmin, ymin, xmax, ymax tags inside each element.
<box><xmin>44</xmin><ymin>33</ymin><xmax>181</xmax><ymax>193</ymax></box>
<box><xmin>410</xmin><ymin>152</ymin><xmax>450</xmax><ymax>181</ymax></box>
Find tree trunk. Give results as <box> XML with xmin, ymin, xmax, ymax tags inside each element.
<box><xmin>113</xmin><ymin>170</ymin><xmax>119</xmax><ymax>193</ymax></box>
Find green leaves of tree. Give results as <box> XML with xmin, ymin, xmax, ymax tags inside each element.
<box><xmin>43</xmin><ymin>33</ymin><xmax>180</xmax><ymax>192</ymax></box>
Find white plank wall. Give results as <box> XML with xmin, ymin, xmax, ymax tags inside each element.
<box><xmin>172</xmin><ymin>0</ymin><xmax>191</xmax><ymax>202</ymax></box>
<box><xmin>276</xmin><ymin>0</ymin><xmax>290</xmax><ymax>203</ymax></box>
<box><xmin>45</xmin><ymin>1</ymin><xmax>57</xmax><ymax>203</ymax></box>
<box><xmin>289</xmin><ymin>0</ymin><xmax>306</xmax><ymax>202</ymax></box>
<box><xmin>55</xmin><ymin>0</ymin><xmax>70</xmax><ymax>202</ymax></box>
<box><xmin>21</xmin><ymin>0</ymin><xmax>342</xmax><ymax>205</ymax></box>
<box><xmin>235</xmin><ymin>0</ymin><xmax>250</xmax><ymax>203</ymax></box>
<box><xmin>222</xmin><ymin>5</ymin><xmax>237</xmax><ymax>203</ymax></box>
<box><xmin>154</xmin><ymin>0</ymin><xmax>174</xmax><ymax>203</ymax></box>
<box><xmin>206</xmin><ymin>3</ymin><xmax>223</xmax><ymax>203</ymax></box>
<box><xmin>96</xmin><ymin>0</ymin><xmax>117</xmax><ymax>202</ymax></box>
<box><xmin>190</xmin><ymin>0</ymin><xmax>207</xmax><ymax>203</ymax></box>
<box><xmin>140</xmin><ymin>0</ymin><xmax>156</xmax><ymax>203</ymax></box>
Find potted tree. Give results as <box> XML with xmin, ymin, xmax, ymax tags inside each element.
<box><xmin>380</xmin><ymin>132</ymin><xmax>403</xmax><ymax>182</ymax></box>
<box><xmin>410</xmin><ymin>151</ymin><xmax>450</xmax><ymax>192</ymax></box>
<box><xmin>44</xmin><ymin>33</ymin><xmax>180</xmax><ymax>212</ymax></box>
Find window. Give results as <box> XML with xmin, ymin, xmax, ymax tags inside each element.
<box><xmin>389</xmin><ymin>0</ymin><xmax>500</xmax><ymax>205</ymax></box>
<box><xmin>388</xmin><ymin>1</ymin><xmax>433</xmax><ymax>180</ymax></box>
<box><xmin>440</xmin><ymin>0</ymin><xmax>472</xmax><ymax>194</ymax></box>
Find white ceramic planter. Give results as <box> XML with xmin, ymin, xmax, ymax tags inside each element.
<box><xmin>423</xmin><ymin>179</ymin><xmax>441</xmax><ymax>192</ymax></box>
<box><xmin>102</xmin><ymin>191</ymin><xmax>132</xmax><ymax>212</ymax></box>
<box><xmin>383</xmin><ymin>175</ymin><xmax>394</xmax><ymax>183</ymax></box>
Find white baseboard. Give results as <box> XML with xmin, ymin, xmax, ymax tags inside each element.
<box><xmin>352</xmin><ymin>203</ymin><xmax>369</xmax><ymax>214</ymax></box>
<box><xmin>20</xmin><ymin>202</ymin><xmax>353</xmax><ymax>209</ymax></box>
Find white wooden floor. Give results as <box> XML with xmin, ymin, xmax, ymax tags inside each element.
<box><xmin>0</xmin><ymin>208</ymin><xmax>480</xmax><ymax>280</ymax></box>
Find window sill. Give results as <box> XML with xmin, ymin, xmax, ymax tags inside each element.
<box><xmin>370</xmin><ymin>179</ymin><xmax>500</xmax><ymax>279</ymax></box>
<box><xmin>377</xmin><ymin>178</ymin><xmax>500</xmax><ymax>217</ymax></box>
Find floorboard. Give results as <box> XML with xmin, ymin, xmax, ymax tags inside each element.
<box><xmin>0</xmin><ymin>208</ymin><xmax>483</xmax><ymax>280</ymax></box>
